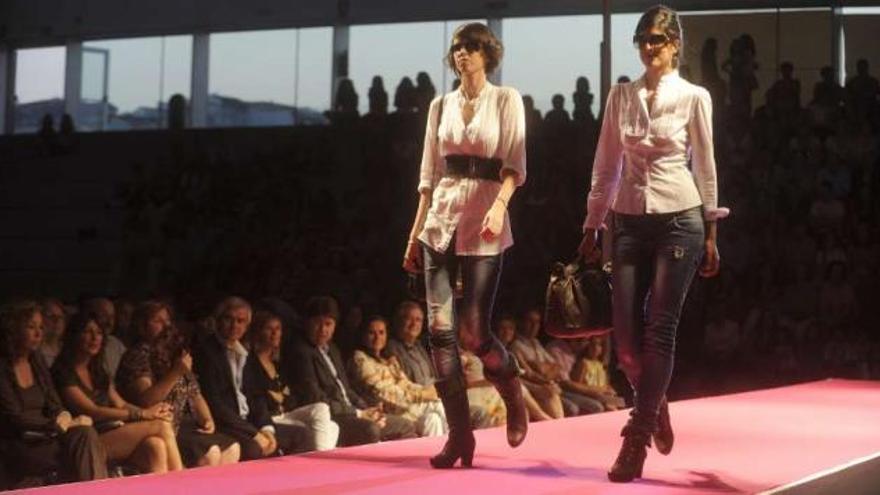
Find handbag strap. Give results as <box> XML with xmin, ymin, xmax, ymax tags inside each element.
<box><xmin>436</xmin><ymin>95</ymin><xmax>444</xmax><ymax>144</ymax></box>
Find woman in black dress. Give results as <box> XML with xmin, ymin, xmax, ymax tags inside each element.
<box><xmin>116</xmin><ymin>301</ymin><xmax>241</xmax><ymax>467</ymax></box>
<box><xmin>0</xmin><ymin>300</ymin><xmax>107</xmax><ymax>487</ymax></box>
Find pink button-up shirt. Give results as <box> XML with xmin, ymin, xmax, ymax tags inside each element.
<box><xmin>417</xmin><ymin>82</ymin><xmax>527</xmax><ymax>255</ymax></box>
<box><xmin>584</xmin><ymin>70</ymin><xmax>729</xmax><ymax>231</ymax></box>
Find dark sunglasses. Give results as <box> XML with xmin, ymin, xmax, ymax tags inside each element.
<box><xmin>633</xmin><ymin>33</ymin><xmax>671</xmax><ymax>48</ymax></box>
<box><xmin>451</xmin><ymin>40</ymin><xmax>482</xmax><ymax>54</ymax></box>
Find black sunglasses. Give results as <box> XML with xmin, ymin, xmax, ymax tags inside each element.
<box><xmin>633</xmin><ymin>33</ymin><xmax>671</xmax><ymax>48</ymax></box>
<box><xmin>451</xmin><ymin>40</ymin><xmax>482</xmax><ymax>54</ymax></box>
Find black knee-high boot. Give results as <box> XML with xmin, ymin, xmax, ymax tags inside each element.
<box><xmin>429</xmin><ymin>330</ymin><xmax>475</xmax><ymax>469</ymax></box>
<box><xmin>477</xmin><ymin>335</ymin><xmax>528</xmax><ymax>448</ymax></box>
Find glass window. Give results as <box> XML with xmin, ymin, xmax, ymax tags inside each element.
<box><xmin>842</xmin><ymin>7</ymin><xmax>880</xmax><ymax>84</ymax></box>
<box><xmin>209</xmin><ymin>29</ymin><xmax>297</xmax><ymax>127</ymax></box>
<box><xmin>81</xmin><ymin>36</ymin><xmax>191</xmax><ymax>131</ymax></box>
<box><xmin>349</xmin><ymin>21</ymin><xmax>446</xmax><ymax>115</ymax></box>
<box><xmin>612</xmin><ymin>13</ymin><xmax>644</xmax><ymax>84</ymax></box>
<box><xmin>13</xmin><ymin>47</ymin><xmax>65</xmax><ymax>134</ymax></box>
<box><xmin>503</xmin><ymin>16</ymin><xmax>602</xmax><ymax>118</ymax></box>
<box><xmin>295</xmin><ymin>27</ymin><xmax>333</xmax><ymax>125</ymax></box>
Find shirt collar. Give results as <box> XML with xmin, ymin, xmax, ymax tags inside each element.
<box><xmin>637</xmin><ymin>69</ymin><xmax>680</xmax><ymax>92</ymax></box>
<box><xmin>457</xmin><ymin>80</ymin><xmax>493</xmax><ymax>102</ymax></box>
<box><xmin>218</xmin><ymin>334</ymin><xmax>248</xmax><ymax>358</ymax></box>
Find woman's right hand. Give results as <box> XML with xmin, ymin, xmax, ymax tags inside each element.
<box><xmin>578</xmin><ymin>228</ymin><xmax>601</xmax><ymax>263</ymax></box>
<box><xmin>402</xmin><ymin>240</ymin><xmax>422</xmax><ymax>274</ymax></box>
<box><xmin>55</xmin><ymin>411</ymin><xmax>73</xmax><ymax>432</ymax></box>
<box><xmin>144</xmin><ymin>402</ymin><xmax>174</xmax><ymax>422</ymax></box>
<box><xmin>174</xmin><ymin>351</ymin><xmax>193</xmax><ymax>375</ymax></box>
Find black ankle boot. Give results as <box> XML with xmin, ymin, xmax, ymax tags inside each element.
<box><xmin>654</xmin><ymin>399</ymin><xmax>674</xmax><ymax>455</ymax></box>
<box><xmin>484</xmin><ymin>356</ymin><xmax>528</xmax><ymax>448</ymax></box>
<box><xmin>430</xmin><ymin>377</ymin><xmax>475</xmax><ymax>469</ymax></box>
<box><xmin>607</xmin><ymin>426</ymin><xmax>650</xmax><ymax>483</ymax></box>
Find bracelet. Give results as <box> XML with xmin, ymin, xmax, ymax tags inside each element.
<box><xmin>127</xmin><ymin>406</ymin><xmax>143</xmax><ymax>422</ymax></box>
<box><xmin>495</xmin><ymin>197</ymin><xmax>508</xmax><ymax>208</ymax></box>
<box><xmin>407</xmin><ymin>239</ymin><xmax>418</xmax><ymax>245</ymax></box>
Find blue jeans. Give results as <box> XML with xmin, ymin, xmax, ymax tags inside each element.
<box><xmin>612</xmin><ymin>206</ymin><xmax>705</xmax><ymax>434</ymax></box>
<box><xmin>422</xmin><ymin>240</ymin><xmax>511</xmax><ymax>384</ymax></box>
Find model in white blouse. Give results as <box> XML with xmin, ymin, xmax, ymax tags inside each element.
<box><xmin>579</xmin><ymin>6</ymin><xmax>727</xmax><ymax>484</ymax></box>
<box><xmin>583</xmin><ymin>69</ymin><xmax>730</xmax><ymax>231</ymax></box>
<box><xmin>402</xmin><ymin>22</ymin><xmax>529</xmax><ymax>470</ymax></box>
<box><xmin>416</xmin><ymin>82</ymin><xmax>527</xmax><ymax>255</ymax></box>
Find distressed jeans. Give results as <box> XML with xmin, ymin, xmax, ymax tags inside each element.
<box><xmin>611</xmin><ymin>206</ymin><xmax>705</xmax><ymax>434</ymax></box>
<box><xmin>422</xmin><ymin>239</ymin><xmax>511</xmax><ymax>385</ymax></box>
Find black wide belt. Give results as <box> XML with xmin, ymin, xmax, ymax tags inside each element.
<box><xmin>444</xmin><ymin>155</ymin><xmax>503</xmax><ymax>182</ymax></box>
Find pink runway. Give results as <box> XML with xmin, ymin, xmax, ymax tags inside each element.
<box><xmin>12</xmin><ymin>379</ymin><xmax>880</xmax><ymax>495</ymax></box>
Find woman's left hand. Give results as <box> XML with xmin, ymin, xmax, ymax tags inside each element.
<box><xmin>197</xmin><ymin>418</ymin><xmax>216</xmax><ymax>434</ymax></box>
<box><xmin>699</xmin><ymin>240</ymin><xmax>720</xmax><ymax>278</ymax></box>
<box><xmin>480</xmin><ymin>199</ymin><xmax>506</xmax><ymax>241</ymax></box>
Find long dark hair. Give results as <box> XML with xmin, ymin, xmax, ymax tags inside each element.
<box><xmin>131</xmin><ymin>300</ymin><xmax>185</xmax><ymax>378</ymax></box>
<box><xmin>356</xmin><ymin>315</ymin><xmax>393</xmax><ymax>360</ymax></box>
<box><xmin>56</xmin><ymin>311</ymin><xmax>110</xmax><ymax>393</ymax></box>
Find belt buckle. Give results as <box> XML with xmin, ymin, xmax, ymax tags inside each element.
<box><xmin>468</xmin><ymin>156</ymin><xmax>476</xmax><ymax>177</ymax></box>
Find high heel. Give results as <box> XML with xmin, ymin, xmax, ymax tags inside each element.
<box><xmin>607</xmin><ymin>426</ymin><xmax>650</xmax><ymax>483</ymax></box>
<box><xmin>484</xmin><ymin>356</ymin><xmax>528</xmax><ymax>447</ymax></box>
<box><xmin>430</xmin><ymin>432</ymin><xmax>476</xmax><ymax>469</ymax></box>
<box><xmin>430</xmin><ymin>374</ymin><xmax>475</xmax><ymax>469</ymax></box>
<box><xmin>654</xmin><ymin>399</ymin><xmax>674</xmax><ymax>455</ymax></box>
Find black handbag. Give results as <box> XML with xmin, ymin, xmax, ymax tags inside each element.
<box><xmin>544</xmin><ymin>257</ymin><xmax>613</xmax><ymax>339</ymax></box>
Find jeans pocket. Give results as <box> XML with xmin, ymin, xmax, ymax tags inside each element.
<box><xmin>671</xmin><ymin>208</ymin><xmax>704</xmax><ymax>234</ymax></box>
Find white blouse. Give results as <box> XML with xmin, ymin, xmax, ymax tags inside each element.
<box><xmin>584</xmin><ymin>70</ymin><xmax>729</xmax><ymax>231</ymax></box>
<box><xmin>417</xmin><ymin>82</ymin><xmax>527</xmax><ymax>256</ymax></box>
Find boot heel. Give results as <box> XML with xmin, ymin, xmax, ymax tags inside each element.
<box><xmin>461</xmin><ymin>447</ymin><xmax>474</xmax><ymax>467</ymax></box>
<box><xmin>607</xmin><ymin>427</ymin><xmax>649</xmax><ymax>483</ymax></box>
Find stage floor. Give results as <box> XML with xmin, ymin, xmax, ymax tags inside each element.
<box><xmin>12</xmin><ymin>379</ymin><xmax>880</xmax><ymax>494</ymax></box>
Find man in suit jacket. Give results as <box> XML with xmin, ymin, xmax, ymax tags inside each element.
<box><xmin>286</xmin><ymin>296</ymin><xmax>416</xmax><ymax>446</ymax></box>
<box><xmin>193</xmin><ymin>296</ymin><xmax>313</xmax><ymax>460</ymax></box>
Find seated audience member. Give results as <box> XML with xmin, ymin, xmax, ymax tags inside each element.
<box><xmin>81</xmin><ymin>297</ymin><xmax>126</xmax><ymax>378</ymax></box>
<box><xmin>192</xmin><ymin>297</ymin><xmax>314</xmax><ymax>460</ymax></box>
<box><xmin>546</xmin><ymin>335</ymin><xmax>589</xmax><ymax>380</ymax></box>
<box><xmin>385</xmin><ymin>301</ymin><xmax>434</xmax><ymax>386</ymax></box>
<box><xmin>245</xmin><ymin>310</ymin><xmax>339</xmax><ymax>451</ymax></box>
<box><xmin>459</xmin><ymin>347</ymin><xmax>507</xmax><ymax>428</ymax></box>
<box><xmin>39</xmin><ymin>299</ymin><xmax>67</xmax><ymax>367</ymax></box>
<box><xmin>113</xmin><ymin>298</ymin><xmax>136</xmax><ymax>347</ymax></box>
<box><xmin>495</xmin><ymin>314</ymin><xmax>564</xmax><ymax>420</ymax></box>
<box><xmin>286</xmin><ymin>296</ymin><xmax>416</xmax><ymax>446</ymax></box>
<box><xmin>0</xmin><ymin>301</ymin><xmax>107</xmax><ymax>486</ymax></box>
<box><xmin>116</xmin><ymin>301</ymin><xmax>241</xmax><ymax>466</ymax></box>
<box><xmin>570</xmin><ymin>336</ymin><xmax>623</xmax><ymax>411</ymax></box>
<box><xmin>52</xmin><ymin>312</ymin><xmax>183</xmax><ymax>474</ymax></box>
<box><xmin>348</xmin><ymin>316</ymin><xmax>447</xmax><ymax>437</ymax></box>
<box><xmin>510</xmin><ymin>309</ymin><xmax>604</xmax><ymax>415</ymax></box>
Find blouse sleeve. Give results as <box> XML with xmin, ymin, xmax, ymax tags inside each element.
<box><xmin>418</xmin><ymin>95</ymin><xmax>446</xmax><ymax>194</ymax></box>
<box><xmin>496</xmin><ymin>87</ymin><xmax>527</xmax><ymax>186</ymax></box>
<box><xmin>350</xmin><ymin>352</ymin><xmax>411</xmax><ymax>411</ymax></box>
<box><xmin>688</xmin><ymin>88</ymin><xmax>730</xmax><ymax>221</ymax></box>
<box><xmin>584</xmin><ymin>84</ymin><xmax>624</xmax><ymax>231</ymax></box>
<box><xmin>115</xmin><ymin>346</ymin><xmax>152</xmax><ymax>399</ymax></box>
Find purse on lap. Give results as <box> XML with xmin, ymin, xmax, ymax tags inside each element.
<box><xmin>544</xmin><ymin>257</ymin><xmax>613</xmax><ymax>339</ymax></box>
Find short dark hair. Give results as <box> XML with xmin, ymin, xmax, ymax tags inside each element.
<box><xmin>634</xmin><ymin>5</ymin><xmax>684</xmax><ymax>68</ymax></box>
<box><xmin>446</xmin><ymin>23</ymin><xmax>504</xmax><ymax>76</ymax></box>
<box><xmin>304</xmin><ymin>296</ymin><xmax>340</xmax><ymax>322</ymax></box>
